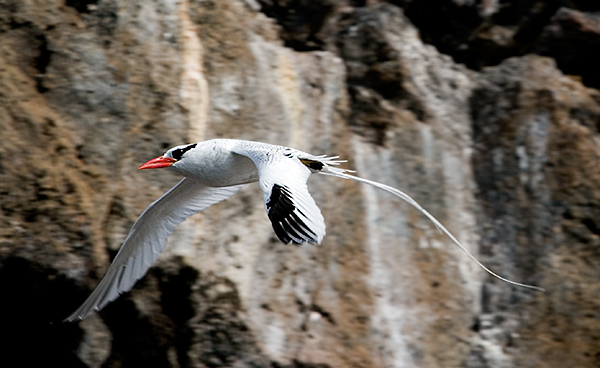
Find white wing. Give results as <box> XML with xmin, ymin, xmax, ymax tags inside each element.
<box><xmin>64</xmin><ymin>178</ymin><xmax>242</xmax><ymax>322</ymax></box>
<box><xmin>232</xmin><ymin>146</ymin><xmax>326</xmax><ymax>244</ymax></box>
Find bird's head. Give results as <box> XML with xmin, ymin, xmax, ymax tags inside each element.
<box><xmin>138</xmin><ymin>143</ymin><xmax>197</xmax><ymax>170</ymax></box>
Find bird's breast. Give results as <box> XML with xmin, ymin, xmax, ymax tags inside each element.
<box><xmin>175</xmin><ymin>151</ymin><xmax>259</xmax><ymax>187</ymax></box>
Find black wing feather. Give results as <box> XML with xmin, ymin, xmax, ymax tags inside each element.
<box><xmin>266</xmin><ymin>184</ymin><xmax>318</xmax><ymax>244</ymax></box>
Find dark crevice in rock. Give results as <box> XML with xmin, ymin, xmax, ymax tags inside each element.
<box><xmin>347</xmin><ymin>86</ymin><xmax>395</xmax><ymax>146</ymax></box>
<box><xmin>66</xmin><ymin>0</ymin><xmax>99</xmax><ymax>14</ymax></box>
<box><xmin>33</xmin><ymin>32</ymin><xmax>52</xmax><ymax>93</ymax></box>
<box><xmin>157</xmin><ymin>265</ymin><xmax>199</xmax><ymax>325</ymax></box>
<box><xmin>155</xmin><ymin>264</ymin><xmax>199</xmax><ymax>367</ymax></box>
<box><xmin>534</xmin><ymin>8</ymin><xmax>600</xmax><ymax>89</ymax></box>
<box><xmin>192</xmin><ymin>275</ymin><xmax>267</xmax><ymax>368</ymax></box>
<box><xmin>392</xmin><ymin>0</ymin><xmax>600</xmax><ymax>89</ymax></box>
<box><xmin>153</xmin><ymin>261</ymin><xmax>269</xmax><ymax>368</ymax></box>
<box><xmin>256</xmin><ymin>0</ymin><xmax>339</xmax><ymax>51</ymax></box>
<box><xmin>402</xmin><ymin>0</ymin><xmax>561</xmax><ymax>69</ymax></box>
<box><xmin>332</xmin><ymin>4</ymin><xmax>431</xmax><ymax>145</ymax></box>
<box><xmin>6</xmin><ymin>19</ymin><xmax>54</xmax><ymax>93</ymax></box>
<box><xmin>272</xmin><ymin>360</ymin><xmax>333</xmax><ymax>368</ymax></box>
<box><xmin>100</xmin><ymin>281</ymin><xmax>174</xmax><ymax>368</ymax></box>
<box><xmin>89</xmin><ymin>0</ymin><xmax>119</xmax><ymax>42</ymax></box>
<box><xmin>310</xmin><ymin>304</ymin><xmax>336</xmax><ymax>325</ymax></box>
<box><xmin>0</xmin><ymin>256</ymin><xmax>86</xmax><ymax>367</ymax></box>
<box><xmin>395</xmin><ymin>0</ymin><xmax>485</xmax><ymax>62</ymax></box>
<box><xmin>581</xmin><ymin>217</ymin><xmax>600</xmax><ymax>237</ymax></box>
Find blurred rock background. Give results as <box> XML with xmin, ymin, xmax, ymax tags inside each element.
<box><xmin>1</xmin><ymin>0</ymin><xmax>599</xmax><ymax>367</ymax></box>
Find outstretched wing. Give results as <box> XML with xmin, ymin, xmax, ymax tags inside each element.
<box><xmin>64</xmin><ymin>178</ymin><xmax>242</xmax><ymax>322</ymax></box>
<box><xmin>232</xmin><ymin>145</ymin><xmax>326</xmax><ymax>244</ymax></box>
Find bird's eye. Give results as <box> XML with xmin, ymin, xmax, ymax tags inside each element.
<box><xmin>171</xmin><ymin>148</ymin><xmax>183</xmax><ymax>160</ymax></box>
<box><xmin>171</xmin><ymin>143</ymin><xmax>197</xmax><ymax>160</ymax></box>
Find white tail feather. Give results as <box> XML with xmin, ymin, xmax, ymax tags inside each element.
<box><xmin>320</xmin><ymin>168</ymin><xmax>544</xmax><ymax>292</ymax></box>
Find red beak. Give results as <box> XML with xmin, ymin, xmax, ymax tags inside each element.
<box><xmin>138</xmin><ymin>156</ymin><xmax>177</xmax><ymax>170</ymax></box>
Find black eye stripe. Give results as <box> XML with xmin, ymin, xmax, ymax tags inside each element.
<box><xmin>171</xmin><ymin>143</ymin><xmax>197</xmax><ymax>160</ymax></box>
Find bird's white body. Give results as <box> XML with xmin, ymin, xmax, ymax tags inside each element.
<box><xmin>63</xmin><ymin>139</ymin><xmax>542</xmax><ymax>322</ymax></box>
<box><xmin>172</xmin><ymin>139</ymin><xmax>261</xmax><ymax>186</ymax></box>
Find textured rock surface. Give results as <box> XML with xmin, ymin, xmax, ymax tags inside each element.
<box><xmin>0</xmin><ymin>1</ymin><xmax>599</xmax><ymax>367</ymax></box>
<box><xmin>471</xmin><ymin>55</ymin><xmax>600</xmax><ymax>368</ymax></box>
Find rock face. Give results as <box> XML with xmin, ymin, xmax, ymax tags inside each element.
<box><xmin>0</xmin><ymin>1</ymin><xmax>598</xmax><ymax>367</ymax></box>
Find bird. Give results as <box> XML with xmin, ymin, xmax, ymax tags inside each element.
<box><xmin>63</xmin><ymin>139</ymin><xmax>543</xmax><ymax>322</ymax></box>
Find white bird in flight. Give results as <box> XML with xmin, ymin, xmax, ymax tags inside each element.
<box><xmin>63</xmin><ymin>139</ymin><xmax>542</xmax><ymax>322</ymax></box>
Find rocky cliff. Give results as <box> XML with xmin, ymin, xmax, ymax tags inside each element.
<box><xmin>1</xmin><ymin>1</ymin><xmax>599</xmax><ymax>367</ymax></box>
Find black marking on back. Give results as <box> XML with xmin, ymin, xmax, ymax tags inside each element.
<box><xmin>266</xmin><ymin>184</ymin><xmax>317</xmax><ymax>244</ymax></box>
<box><xmin>300</xmin><ymin>159</ymin><xmax>324</xmax><ymax>171</ymax></box>
<box><xmin>171</xmin><ymin>143</ymin><xmax>197</xmax><ymax>161</ymax></box>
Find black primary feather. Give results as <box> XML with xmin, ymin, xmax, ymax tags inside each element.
<box><xmin>266</xmin><ymin>184</ymin><xmax>317</xmax><ymax>244</ymax></box>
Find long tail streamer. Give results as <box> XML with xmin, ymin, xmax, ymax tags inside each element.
<box><xmin>320</xmin><ymin>168</ymin><xmax>544</xmax><ymax>292</ymax></box>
